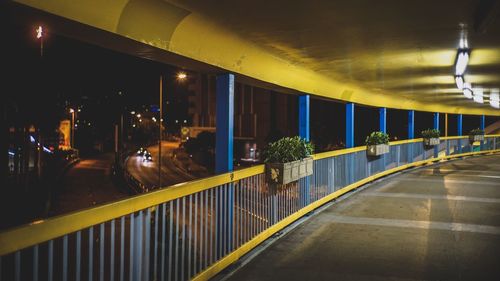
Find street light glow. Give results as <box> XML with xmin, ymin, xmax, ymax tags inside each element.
<box><xmin>177</xmin><ymin>72</ymin><xmax>187</xmax><ymax>80</ymax></box>
<box><xmin>69</xmin><ymin>108</ymin><xmax>75</xmax><ymax>113</ymax></box>
<box><xmin>36</xmin><ymin>26</ymin><xmax>43</xmax><ymax>39</ymax></box>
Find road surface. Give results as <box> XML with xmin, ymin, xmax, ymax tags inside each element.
<box><xmin>49</xmin><ymin>153</ymin><xmax>128</xmax><ymax>216</ymax></box>
<box><xmin>126</xmin><ymin>141</ymin><xmax>195</xmax><ymax>189</ymax></box>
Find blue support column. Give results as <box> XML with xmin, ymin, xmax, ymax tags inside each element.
<box><xmin>215</xmin><ymin>74</ymin><xmax>234</xmax><ymax>173</ymax></box>
<box><xmin>379</xmin><ymin>107</ymin><xmax>387</xmax><ymax>133</ymax></box>
<box><xmin>433</xmin><ymin>113</ymin><xmax>440</xmax><ymax>157</ymax></box>
<box><xmin>408</xmin><ymin>110</ymin><xmax>415</xmax><ymax>139</ymax></box>
<box><xmin>298</xmin><ymin>95</ymin><xmax>310</xmax><ymax>206</ymax></box>
<box><xmin>457</xmin><ymin>114</ymin><xmax>463</xmax><ymax>153</ymax></box>
<box><xmin>433</xmin><ymin>112</ymin><xmax>440</xmax><ymax>130</ymax></box>
<box><xmin>480</xmin><ymin>115</ymin><xmax>485</xmax><ymax>150</ymax></box>
<box><xmin>457</xmin><ymin>114</ymin><xmax>463</xmax><ymax>136</ymax></box>
<box><xmin>299</xmin><ymin>95</ymin><xmax>310</xmax><ymax>141</ymax></box>
<box><xmin>346</xmin><ymin>103</ymin><xmax>354</xmax><ymax>148</ymax></box>
<box><xmin>215</xmin><ymin>73</ymin><xmax>234</xmax><ymax>256</ymax></box>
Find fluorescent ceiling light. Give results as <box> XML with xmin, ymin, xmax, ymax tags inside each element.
<box><xmin>473</xmin><ymin>87</ymin><xmax>483</xmax><ymax>103</ymax></box>
<box><xmin>490</xmin><ymin>89</ymin><xmax>499</xmax><ymax>109</ymax></box>
<box><xmin>455</xmin><ymin>51</ymin><xmax>469</xmax><ymax>75</ymax></box>
<box><xmin>459</xmin><ymin>38</ymin><xmax>468</xmax><ymax>49</ymax></box>
<box><xmin>455</xmin><ymin>76</ymin><xmax>464</xmax><ymax>89</ymax></box>
<box><xmin>463</xmin><ymin>83</ymin><xmax>473</xmax><ymax>99</ymax></box>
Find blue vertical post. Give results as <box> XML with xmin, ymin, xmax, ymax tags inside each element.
<box><xmin>215</xmin><ymin>73</ymin><xmax>234</xmax><ymax>173</ymax></box>
<box><xmin>298</xmin><ymin>95</ymin><xmax>310</xmax><ymax>206</ymax></box>
<box><xmin>299</xmin><ymin>95</ymin><xmax>310</xmax><ymax>141</ymax></box>
<box><xmin>457</xmin><ymin>114</ymin><xmax>463</xmax><ymax>136</ymax></box>
<box><xmin>379</xmin><ymin>107</ymin><xmax>387</xmax><ymax>133</ymax></box>
<box><xmin>215</xmin><ymin>73</ymin><xmax>234</xmax><ymax>256</ymax></box>
<box><xmin>433</xmin><ymin>113</ymin><xmax>440</xmax><ymax>130</ymax></box>
<box><xmin>433</xmin><ymin>113</ymin><xmax>440</xmax><ymax>157</ymax></box>
<box><xmin>408</xmin><ymin>110</ymin><xmax>414</xmax><ymax>139</ymax></box>
<box><xmin>480</xmin><ymin>115</ymin><xmax>485</xmax><ymax>150</ymax></box>
<box><xmin>407</xmin><ymin>110</ymin><xmax>415</xmax><ymax>162</ymax></box>
<box><xmin>346</xmin><ymin>103</ymin><xmax>354</xmax><ymax>148</ymax></box>
<box><xmin>457</xmin><ymin>114</ymin><xmax>463</xmax><ymax>153</ymax></box>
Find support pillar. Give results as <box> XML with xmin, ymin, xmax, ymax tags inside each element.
<box><xmin>379</xmin><ymin>107</ymin><xmax>387</xmax><ymax>133</ymax></box>
<box><xmin>215</xmin><ymin>73</ymin><xmax>234</xmax><ymax>256</ymax></box>
<box><xmin>457</xmin><ymin>114</ymin><xmax>463</xmax><ymax>153</ymax></box>
<box><xmin>215</xmin><ymin>73</ymin><xmax>234</xmax><ymax>173</ymax></box>
<box><xmin>407</xmin><ymin>110</ymin><xmax>415</xmax><ymax>162</ymax></box>
<box><xmin>408</xmin><ymin>110</ymin><xmax>414</xmax><ymax>139</ymax></box>
<box><xmin>457</xmin><ymin>114</ymin><xmax>463</xmax><ymax>136</ymax></box>
<box><xmin>433</xmin><ymin>113</ymin><xmax>440</xmax><ymax>157</ymax></box>
<box><xmin>433</xmin><ymin>112</ymin><xmax>440</xmax><ymax>130</ymax></box>
<box><xmin>346</xmin><ymin>103</ymin><xmax>354</xmax><ymax>148</ymax></box>
<box><xmin>298</xmin><ymin>95</ymin><xmax>310</xmax><ymax>141</ymax></box>
<box><xmin>299</xmin><ymin>95</ymin><xmax>310</xmax><ymax>206</ymax></box>
<box><xmin>480</xmin><ymin>115</ymin><xmax>485</xmax><ymax>150</ymax></box>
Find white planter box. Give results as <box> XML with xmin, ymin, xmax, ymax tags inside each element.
<box><xmin>424</xmin><ymin>138</ymin><xmax>440</xmax><ymax>146</ymax></box>
<box><xmin>266</xmin><ymin>157</ymin><xmax>313</xmax><ymax>185</ymax></box>
<box><xmin>298</xmin><ymin>157</ymin><xmax>314</xmax><ymax>178</ymax></box>
<box><xmin>366</xmin><ymin>144</ymin><xmax>390</xmax><ymax>156</ymax></box>
<box><xmin>469</xmin><ymin>135</ymin><xmax>484</xmax><ymax>142</ymax></box>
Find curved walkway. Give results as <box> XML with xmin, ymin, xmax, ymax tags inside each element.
<box><xmin>227</xmin><ymin>154</ymin><xmax>500</xmax><ymax>281</ymax></box>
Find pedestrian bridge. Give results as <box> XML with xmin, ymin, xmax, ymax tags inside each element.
<box><xmin>1</xmin><ymin>136</ymin><xmax>499</xmax><ymax>281</ymax></box>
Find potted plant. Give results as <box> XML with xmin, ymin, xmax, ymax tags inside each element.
<box><xmin>469</xmin><ymin>128</ymin><xmax>485</xmax><ymax>143</ymax></box>
<box><xmin>263</xmin><ymin>136</ymin><xmax>314</xmax><ymax>185</ymax></box>
<box><xmin>421</xmin><ymin>129</ymin><xmax>440</xmax><ymax>146</ymax></box>
<box><xmin>365</xmin><ymin>131</ymin><xmax>390</xmax><ymax>156</ymax></box>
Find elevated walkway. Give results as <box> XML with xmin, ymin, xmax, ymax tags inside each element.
<box><xmin>227</xmin><ymin>154</ymin><xmax>500</xmax><ymax>281</ymax></box>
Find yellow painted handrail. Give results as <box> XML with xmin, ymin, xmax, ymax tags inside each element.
<box><xmin>0</xmin><ymin>135</ymin><xmax>498</xmax><ymax>255</ymax></box>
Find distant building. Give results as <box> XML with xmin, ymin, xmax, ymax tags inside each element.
<box><xmin>187</xmin><ymin>73</ymin><xmax>297</xmax><ymax>163</ymax></box>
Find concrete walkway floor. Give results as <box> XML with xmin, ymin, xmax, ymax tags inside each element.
<box><xmin>227</xmin><ymin>154</ymin><xmax>500</xmax><ymax>281</ymax></box>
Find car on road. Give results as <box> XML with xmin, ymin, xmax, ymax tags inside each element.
<box><xmin>142</xmin><ymin>151</ymin><xmax>153</xmax><ymax>162</ymax></box>
<box><xmin>137</xmin><ymin>147</ymin><xmax>146</xmax><ymax>156</ymax></box>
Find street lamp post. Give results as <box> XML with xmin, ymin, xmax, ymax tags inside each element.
<box><xmin>69</xmin><ymin>108</ymin><xmax>75</xmax><ymax>148</ymax></box>
<box><xmin>159</xmin><ymin>75</ymin><xmax>163</xmax><ymax>189</ymax></box>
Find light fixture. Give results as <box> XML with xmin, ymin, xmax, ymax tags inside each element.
<box><xmin>455</xmin><ymin>75</ymin><xmax>464</xmax><ymax>89</ymax></box>
<box><xmin>455</xmin><ymin>51</ymin><xmax>469</xmax><ymax>75</ymax></box>
<box><xmin>177</xmin><ymin>72</ymin><xmax>187</xmax><ymax>80</ymax></box>
<box><xmin>490</xmin><ymin>89</ymin><xmax>499</xmax><ymax>109</ymax></box>
<box><xmin>463</xmin><ymin>83</ymin><xmax>473</xmax><ymax>99</ymax></box>
<box><xmin>36</xmin><ymin>26</ymin><xmax>43</xmax><ymax>39</ymax></box>
<box><xmin>473</xmin><ymin>87</ymin><xmax>483</xmax><ymax>103</ymax></box>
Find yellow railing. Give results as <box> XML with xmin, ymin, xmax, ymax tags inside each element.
<box><xmin>0</xmin><ymin>135</ymin><xmax>498</xmax><ymax>257</ymax></box>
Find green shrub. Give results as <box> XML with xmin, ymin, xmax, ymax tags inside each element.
<box><xmin>421</xmin><ymin>129</ymin><xmax>440</xmax><ymax>138</ymax></box>
<box><xmin>365</xmin><ymin>131</ymin><xmax>389</xmax><ymax>145</ymax></box>
<box><xmin>263</xmin><ymin>136</ymin><xmax>314</xmax><ymax>163</ymax></box>
<box><xmin>469</xmin><ymin>128</ymin><xmax>484</xmax><ymax>135</ymax></box>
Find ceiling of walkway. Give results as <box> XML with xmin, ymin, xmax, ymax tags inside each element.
<box><xmin>12</xmin><ymin>0</ymin><xmax>500</xmax><ymax>115</ymax></box>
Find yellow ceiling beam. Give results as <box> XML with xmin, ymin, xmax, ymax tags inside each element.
<box><xmin>15</xmin><ymin>0</ymin><xmax>500</xmax><ymax>116</ymax></box>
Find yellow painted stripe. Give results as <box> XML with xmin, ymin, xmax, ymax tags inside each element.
<box><xmin>192</xmin><ymin>149</ymin><xmax>500</xmax><ymax>281</ymax></box>
<box><xmin>312</xmin><ymin>146</ymin><xmax>366</xmax><ymax>160</ymax></box>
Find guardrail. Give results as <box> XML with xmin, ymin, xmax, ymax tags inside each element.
<box><xmin>0</xmin><ymin>135</ymin><xmax>498</xmax><ymax>281</ymax></box>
